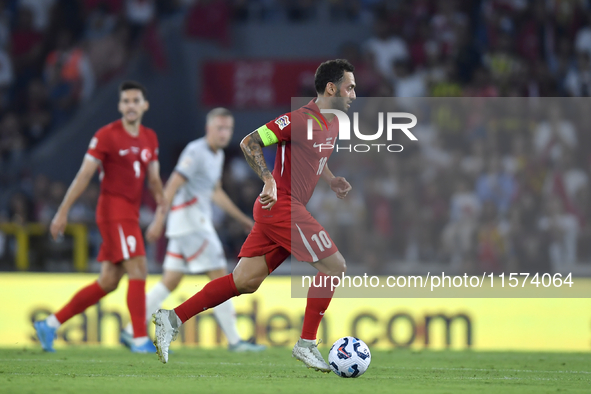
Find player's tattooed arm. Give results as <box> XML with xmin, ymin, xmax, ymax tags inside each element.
<box><xmin>241</xmin><ymin>130</ymin><xmax>277</xmax><ymax>210</ymax></box>
<box><xmin>240</xmin><ymin>131</ymin><xmax>273</xmax><ymax>182</ymax></box>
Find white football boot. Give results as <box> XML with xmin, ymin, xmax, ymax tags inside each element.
<box><xmin>152</xmin><ymin>309</ymin><xmax>181</xmax><ymax>363</ymax></box>
<box><xmin>292</xmin><ymin>338</ymin><xmax>331</xmax><ymax>373</ymax></box>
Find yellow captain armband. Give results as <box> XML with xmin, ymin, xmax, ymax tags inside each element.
<box><xmin>257</xmin><ymin>125</ymin><xmax>279</xmax><ymax>146</ymax></box>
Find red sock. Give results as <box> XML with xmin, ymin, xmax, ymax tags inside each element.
<box><xmin>174</xmin><ymin>274</ymin><xmax>240</xmax><ymax>323</ymax></box>
<box><xmin>301</xmin><ymin>273</ymin><xmax>334</xmax><ymax>340</ymax></box>
<box><xmin>127</xmin><ymin>279</ymin><xmax>147</xmax><ymax>338</ymax></box>
<box><xmin>55</xmin><ymin>281</ymin><xmax>107</xmax><ymax>324</ymax></box>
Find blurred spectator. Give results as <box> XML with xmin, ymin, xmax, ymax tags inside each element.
<box><xmin>8</xmin><ymin>191</ymin><xmax>34</xmax><ymax>225</ymax></box>
<box><xmin>455</xmin><ymin>28</ymin><xmax>484</xmax><ymax>86</ymax></box>
<box><xmin>407</xmin><ymin>19</ymin><xmax>431</xmax><ymax>69</ymax></box>
<box><xmin>418</xmin><ymin>126</ymin><xmax>452</xmax><ymax>175</ymax></box>
<box><xmin>505</xmin><ymin>200</ymin><xmax>546</xmax><ymax>272</ymax></box>
<box><xmin>84</xmin><ymin>3</ymin><xmax>117</xmax><ymax>41</ymax></box>
<box><xmin>37</xmin><ymin>180</ymin><xmax>66</xmax><ymax>224</ymax></box>
<box><xmin>461</xmin><ymin>140</ymin><xmax>486</xmax><ymax>179</ymax></box>
<box><xmin>502</xmin><ymin>136</ymin><xmax>527</xmax><ymax>175</ymax></box>
<box><xmin>124</xmin><ymin>0</ymin><xmax>169</xmax><ymax>70</ymax></box>
<box><xmin>393</xmin><ymin>59</ymin><xmax>426</xmax><ymax>98</ymax></box>
<box><xmin>331</xmin><ymin>191</ymin><xmax>367</xmax><ymax>261</ymax></box>
<box><xmin>475</xmin><ymin>156</ymin><xmax>516</xmax><ymax>215</ymax></box>
<box><xmin>18</xmin><ymin>0</ymin><xmax>56</xmax><ymax>32</ymax></box>
<box><xmin>125</xmin><ymin>0</ymin><xmax>156</xmax><ymax>42</ymax></box>
<box><xmin>0</xmin><ymin>112</ymin><xmax>26</xmax><ymax>166</ymax></box>
<box><xmin>31</xmin><ymin>173</ymin><xmax>50</xmax><ymax>220</ymax></box>
<box><xmin>11</xmin><ymin>8</ymin><xmax>44</xmax><ymax>77</ymax></box>
<box><xmin>574</xmin><ymin>182</ymin><xmax>591</xmax><ymax>261</ymax></box>
<box><xmin>484</xmin><ymin>33</ymin><xmax>523</xmax><ymax>91</ymax></box>
<box><xmin>0</xmin><ymin>0</ymin><xmax>11</xmax><ymax>49</ymax></box>
<box><xmin>87</xmin><ymin>22</ymin><xmax>130</xmax><ymax>82</ymax></box>
<box><xmin>0</xmin><ymin>46</ymin><xmax>14</xmax><ymax>107</ymax></box>
<box><xmin>44</xmin><ymin>29</ymin><xmax>95</xmax><ymax>125</ymax></box>
<box><xmin>543</xmin><ymin>154</ymin><xmax>588</xmax><ymax>225</ymax></box>
<box><xmin>364</xmin><ymin>16</ymin><xmax>408</xmax><ymax>80</ymax></box>
<box><xmin>442</xmin><ymin>178</ymin><xmax>480</xmax><ymax>267</ymax></box>
<box><xmin>514</xmin><ymin>1</ymin><xmax>550</xmax><ymax>64</ymax></box>
<box><xmin>21</xmin><ymin>79</ymin><xmax>52</xmax><ymax>145</ymax></box>
<box><xmin>522</xmin><ymin>62</ymin><xmax>557</xmax><ymax>97</ymax></box>
<box><xmin>533</xmin><ymin>106</ymin><xmax>577</xmax><ymax>163</ymax></box>
<box><xmin>564</xmin><ymin>52</ymin><xmax>591</xmax><ymax>96</ymax></box>
<box><xmin>539</xmin><ymin>197</ymin><xmax>578</xmax><ymax>272</ymax></box>
<box><xmin>185</xmin><ymin>0</ymin><xmax>231</xmax><ymax>46</ymax></box>
<box><xmin>554</xmin><ymin>36</ymin><xmax>575</xmax><ymax>84</ymax></box>
<box><xmin>364</xmin><ymin>177</ymin><xmax>399</xmax><ymax>257</ymax></box>
<box><xmin>476</xmin><ymin>202</ymin><xmax>507</xmax><ymax>273</ymax></box>
<box><xmin>486</xmin><ymin>97</ymin><xmax>529</xmax><ymax>152</ymax></box>
<box><xmin>430</xmin><ymin>61</ymin><xmax>463</xmax><ymax>96</ymax></box>
<box><xmin>45</xmin><ymin>29</ymin><xmax>95</xmax><ymax>102</ymax></box>
<box><xmin>411</xmin><ymin>181</ymin><xmax>447</xmax><ymax>262</ymax></box>
<box><xmin>575</xmin><ymin>12</ymin><xmax>591</xmax><ymax>58</ymax></box>
<box><xmin>340</xmin><ymin>42</ymin><xmax>383</xmax><ymax>97</ymax></box>
<box><xmin>430</xmin><ymin>0</ymin><xmax>468</xmax><ymax>58</ymax></box>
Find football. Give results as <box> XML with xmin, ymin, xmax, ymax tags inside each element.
<box><xmin>328</xmin><ymin>336</ymin><xmax>371</xmax><ymax>378</ymax></box>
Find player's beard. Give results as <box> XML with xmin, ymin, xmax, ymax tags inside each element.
<box><xmin>333</xmin><ymin>92</ymin><xmax>350</xmax><ymax>113</ymax></box>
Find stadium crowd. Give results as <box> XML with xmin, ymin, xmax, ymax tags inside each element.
<box><xmin>314</xmin><ymin>98</ymin><xmax>591</xmax><ymax>275</ymax></box>
<box><xmin>3</xmin><ymin>0</ymin><xmax>591</xmax><ymax>274</ymax></box>
<box><xmin>0</xmin><ymin>0</ymin><xmax>191</xmax><ymax>185</ymax></box>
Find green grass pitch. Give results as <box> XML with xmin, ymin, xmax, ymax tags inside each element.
<box><xmin>0</xmin><ymin>347</ymin><xmax>590</xmax><ymax>394</ymax></box>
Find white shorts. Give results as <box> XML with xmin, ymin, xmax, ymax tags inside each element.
<box><xmin>163</xmin><ymin>230</ymin><xmax>227</xmax><ymax>274</ymax></box>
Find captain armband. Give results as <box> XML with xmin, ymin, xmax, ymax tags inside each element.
<box><xmin>256</xmin><ymin>125</ymin><xmax>279</xmax><ymax>147</ymax></box>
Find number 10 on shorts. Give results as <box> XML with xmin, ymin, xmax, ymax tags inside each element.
<box><xmin>311</xmin><ymin>231</ymin><xmax>332</xmax><ymax>252</ymax></box>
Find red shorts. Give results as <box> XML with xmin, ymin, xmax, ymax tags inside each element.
<box><xmin>97</xmin><ymin>220</ymin><xmax>145</xmax><ymax>263</ymax></box>
<box><xmin>238</xmin><ymin>210</ymin><xmax>338</xmax><ymax>273</ymax></box>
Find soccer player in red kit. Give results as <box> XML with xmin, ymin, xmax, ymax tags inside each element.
<box><xmin>34</xmin><ymin>81</ymin><xmax>165</xmax><ymax>353</ymax></box>
<box><xmin>153</xmin><ymin>60</ymin><xmax>355</xmax><ymax>370</ymax></box>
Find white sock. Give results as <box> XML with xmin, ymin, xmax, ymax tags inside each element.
<box><xmin>124</xmin><ymin>281</ymin><xmax>171</xmax><ymax>336</ymax></box>
<box><xmin>213</xmin><ymin>300</ymin><xmax>241</xmax><ymax>346</ymax></box>
<box><xmin>299</xmin><ymin>338</ymin><xmax>315</xmax><ymax>345</ymax></box>
<box><xmin>145</xmin><ymin>281</ymin><xmax>171</xmax><ymax>322</ymax></box>
<box><xmin>133</xmin><ymin>336</ymin><xmax>149</xmax><ymax>347</ymax></box>
<box><xmin>46</xmin><ymin>314</ymin><xmax>61</xmax><ymax>329</ymax></box>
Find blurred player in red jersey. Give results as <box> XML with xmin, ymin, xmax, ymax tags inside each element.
<box><xmin>34</xmin><ymin>81</ymin><xmax>165</xmax><ymax>353</ymax></box>
<box><xmin>153</xmin><ymin>60</ymin><xmax>355</xmax><ymax>370</ymax></box>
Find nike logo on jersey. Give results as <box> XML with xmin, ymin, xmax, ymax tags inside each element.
<box><xmin>313</xmin><ymin>142</ymin><xmax>334</xmax><ymax>151</ymax></box>
<box><xmin>119</xmin><ymin>149</ymin><xmax>130</xmax><ymax>156</ymax></box>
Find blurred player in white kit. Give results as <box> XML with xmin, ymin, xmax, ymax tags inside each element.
<box><xmin>121</xmin><ymin>107</ymin><xmax>265</xmax><ymax>352</ymax></box>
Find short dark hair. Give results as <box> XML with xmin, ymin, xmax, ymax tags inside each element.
<box><xmin>119</xmin><ymin>80</ymin><xmax>148</xmax><ymax>99</ymax></box>
<box><xmin>314</xmin><ymin>59</ymin><xmax>355</xmax><ymax>94</ymax></box>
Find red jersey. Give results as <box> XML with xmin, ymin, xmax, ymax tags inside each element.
<box><xmin>86</xmin><ymin>120</ymin><xmax>159</xmax><ymax>223</ymax></box>
<box><xmin>254</xmin><ymin>100</ymin><xmax>339</xmax><ymax>223</ymax></box>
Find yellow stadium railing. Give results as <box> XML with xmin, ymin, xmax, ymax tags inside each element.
<box><xmin>0</xmin><ymin>223</ymin><xmax>88</xmax><ymax>272</ymax></box>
